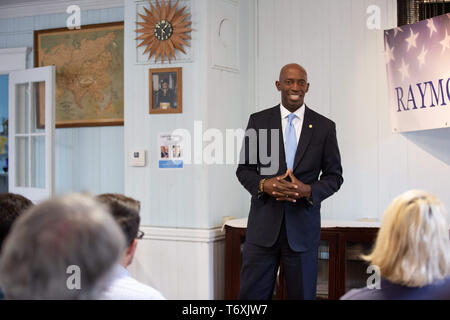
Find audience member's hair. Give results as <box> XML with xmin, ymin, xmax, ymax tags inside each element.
<box><xmin>0</xmin><ymin>193</ymin><xmax>33</xmax><ymax>251</ymax></box>
<box><xmin>363</xmin><ymin>190</ymin><xmax>450</xmax><ymax>287</ymax></box>
<box><xmin>0</xmin><ymin>193</ymin><xmax>125</xmax><ymax>299</ymax></box>
<box><xmin>96</xmin><ymin>193</ymin><xmax>141</xmax><ymax>246</ymax></box>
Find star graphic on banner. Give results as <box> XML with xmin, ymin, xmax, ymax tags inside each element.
<box><xmin>405</xmin><ymin>28</ymin><xmax>419</xmax><ymax>51</ymax></box>
<box><xmin>385</xmin><ymin>40</ymin><xmax>395</xmax><ymax>64</ymax></box>
<box><xmin>426</xmin><ymin>19</ymin><xmax>437</xmax><ymax>38</ymax></box>
<box><xmin>440</xmin><ymin>29</ymin><xmax>450</xmax><ymax>53</ymax></box>
<box><xmin>417</xmin><ymin>46</ymin><xmax>428</xmax><ymax>67</ymax></box>
<box><xmin>394</xmin><ymin>27</ymin><xmax>404</xmax><ymax>37</ymax></box>
<box><xmin>398</xmin><ymin>59</ymin><xmax>409</xmax><ymax>81</ymax></box>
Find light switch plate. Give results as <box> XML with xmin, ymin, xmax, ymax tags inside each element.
<box><xmin>129</xmin><ymin>150</ymin><xmax>146</xmax><ymax>167</ymax></box>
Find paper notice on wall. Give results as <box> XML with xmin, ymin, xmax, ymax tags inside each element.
<box><xmin>158</xmin><ymin>132</ymin><xmax>184</xmax><ymax>169</ymax></box>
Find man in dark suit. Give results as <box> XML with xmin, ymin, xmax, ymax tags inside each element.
<box><xmin>154</xmin><ymin>80</ymin><xmax>176</xmax><ymax>109</ymax></box>
<box><xmin>236</xmin><ymin>63</ymin><xmax>343</xmax><ymax>300</ymax></box>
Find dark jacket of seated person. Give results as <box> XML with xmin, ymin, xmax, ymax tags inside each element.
<box><xmin>340</xmin><ymin>190</ymin><xmax>450</xmax><ymax>300</ymax></box>
<box><xmin>341</xmin><ymin>277</ymin><xmax>450</xmax><ymax>300</ymax></box>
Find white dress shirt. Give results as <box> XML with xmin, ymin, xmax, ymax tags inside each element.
<box><xmin>99</xmin><ymin>264</ymin><xmax>166</xmax><ymax>300</ymax></box>
<box><xmin>280</xmin><ymin>103</ymin><xmax>305</xmax><ymax>156</ymax></box>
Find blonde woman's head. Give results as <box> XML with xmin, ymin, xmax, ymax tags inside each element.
<box><xmin>364</xmin><ymin>190</ymin><xmax>450</xmax><ymax>287</ymax></box>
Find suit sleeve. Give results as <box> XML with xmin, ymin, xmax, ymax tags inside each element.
<box><xmin>310</xmin><ymin>122</ymin><xmax>343</xmax><ymax>205</ymax></box>
<box><xmin>236</xmin><ymin>115</ymin><xmax>262</xmax><ymax>197</ymax></box>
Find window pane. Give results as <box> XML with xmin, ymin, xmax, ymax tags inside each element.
<box><xmin>398</xmin><ymin>0</ymin><xmax>450</xmax><ymax>26</ymax></box>
<box><xmin>15</xmin><ymin>83</ymin><xmax>29</xmax><ymax>134</ymax></box>
<box><xmin>0</xmin><ymin>74</ymin><xmax>8</xmax><ymax>192</ymax></box>
<box><xmin>31</xmin><ymin>81</ymin><xmax>45</xmax><ymax>133</ymax></box>
<box><xmin>31</xmin><ymin>135</ymin><xmax>45</xmax><ymax>188</ymax></box>
<box><xmin>317</xmin><ymin>240</ymin><xmax>330</xmax><ymax>299</ymax></box>
<box><xmin>345</xmin><ymin>241</ymin><xmax>373</xmax><ymax>292</ymax></box>
<box><xmin>15</xmin><ymin>136</ymin><xmax>29</xmax><ymax>187</ymax></box>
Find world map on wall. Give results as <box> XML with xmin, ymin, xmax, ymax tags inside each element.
<box><xmin>37</xmin><ymin>24</ymin><xmax>124</xmax><ymax>127</ymax></box>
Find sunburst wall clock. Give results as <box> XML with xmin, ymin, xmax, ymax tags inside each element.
<box><xmin>136</xmin><ymin>0</ymin><xmax>192</xmax><ymax>63</ymax></box>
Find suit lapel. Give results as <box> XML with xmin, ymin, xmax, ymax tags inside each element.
<box><xmin>268</xmin><ymin>105</ymin><xmax>286</xmax><ymax>174</ymax></box>
<box><xmin>293</xmin><ymin>106</ymin><xmax>315</xmax><ymax>171</ymax></box>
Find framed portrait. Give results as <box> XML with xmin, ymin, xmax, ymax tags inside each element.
<box><xmin>149</xmin><ymin>67</ymin><xmax>182</xmax><ymax>114</ymax></box>
<box><xmin>34</xmin><ymin>22</ymin><xmax>124</xmax><ymax>128</ymax></box>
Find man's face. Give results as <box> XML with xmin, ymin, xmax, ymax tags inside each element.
<box><xmin>162</xmin><ymin>82</ymin><xmax>168</xmax><ymax>89</ymax></box>
<box><xmin>276</xmin><ymin>65</ymin><xmax>309</xmax><ymax>111</ymax></box>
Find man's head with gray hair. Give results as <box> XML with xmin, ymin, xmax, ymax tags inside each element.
<box><xmin>0</xmin><ymin>193</ymin><xmax>125</xmax><ymax>299</ymax></box>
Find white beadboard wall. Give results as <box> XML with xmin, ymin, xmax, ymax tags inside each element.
<box><xmin>255</xmin><ymin>0</ymin><xmax>450</xmax><ymax>221</ymax></box>
<box><xmin>124</xmin><ymin>0</ymin><xmax>253</xmax><ymax>299</ymax></box>
<box><xmin>124</xmin><ymin>0</ymin><xmax>254</xmax><ymax>229</ymax></box>
<box><xmin>124</xmin><ymin>0</ymin><xmax>209</xmax><ymax>228</ymax></box>
<box><xmin>128</xmin><ymin>227</ymin><xmax>225</xmax><ymax>299</ymax></box>
<box><xmin>0</xmin><ymin>5</ymin><xmax>125</xmax><ymax>195</ymax></box>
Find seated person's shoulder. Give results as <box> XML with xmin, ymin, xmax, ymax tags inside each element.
<box><xmin>100</xmin><ymin>266</ymin><xmax>165</xmax><ymax>300</ymax></box>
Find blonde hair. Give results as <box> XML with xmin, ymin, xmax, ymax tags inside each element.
<box><xmin>364</xmin><ymin>190</ymin><xmax>450</xmax><ymax>287</ymax></box>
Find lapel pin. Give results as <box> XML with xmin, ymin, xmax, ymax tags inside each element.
<box><xmin>309</xmin><ymin>124</ymin><xmax>313</xmax><ymax>129</ymax></box>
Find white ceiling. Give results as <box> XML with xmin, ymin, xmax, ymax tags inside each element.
<box><xmin>0</xmin><ymin>0</ymin><xmax>124</xmax><ymax>18</ymax></box>
<box><xmin>0</xmin><ymin>0</ymin><xmax>46</xmax><ymax>6</ymax></box>
<box><xmin>0</xmin><ymin>0</ymin><xmax>42</xmax><ymax>6</ymax></box>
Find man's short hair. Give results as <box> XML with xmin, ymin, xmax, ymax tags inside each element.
<box><xmin>0</xmin><ymin>193</ymin><xmax>33</xmax><ymax>251</ymax></box>
<box><xmin>0</xmin><ymin>193</ymin><xmax>125</xmax><ymax>299</ymax></box>
<box><xmin>96</xmin><ymin>193</ymin><xmax>141</xmax><ymax>247</ymax></box>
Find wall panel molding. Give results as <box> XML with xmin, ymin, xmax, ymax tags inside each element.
<box><xmin>210</xmin><ymin>0</ymin><xmax>240</xmax><ymax>73</ymax></box>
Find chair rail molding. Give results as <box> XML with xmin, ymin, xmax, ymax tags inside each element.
<box><xmin>141</xmin><ymin>226</ymin><xmax>225</xmax><ymax>243</ymax></box>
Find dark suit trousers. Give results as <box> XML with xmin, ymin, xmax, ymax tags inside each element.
<box><xmin>238</xmin><ymin>216</ymin><xmax>319</xmax><ymax>300</ymax></box>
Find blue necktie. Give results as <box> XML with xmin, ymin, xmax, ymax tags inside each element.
<box><xmin>285</xmin><ymin>113</ymin><xmax>297</xmax><ymax>170</ymax></box>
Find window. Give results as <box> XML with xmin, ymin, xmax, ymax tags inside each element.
<box><xmin>398</xmin><ymin>0</ymin><xmax>450</xmax><ymax>26</ymax></box>
<box><xmin>8</xmin><ymin>66</ymin><xmax>55</xmax><ymax>203</ymax></box>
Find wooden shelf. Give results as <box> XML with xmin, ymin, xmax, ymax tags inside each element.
<box><xmin>224</xmin><ymin>223</ymin><xmax>379</xmax><ymax>300</ymax></box>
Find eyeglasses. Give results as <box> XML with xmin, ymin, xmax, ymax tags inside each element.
<box><xmin>136</xmin><ymin>230</ymin><xmax>145</xmax><ymax>240</ymax></box>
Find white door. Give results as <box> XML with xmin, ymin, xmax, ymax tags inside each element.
<box><xmin>8</xmin><ymin>66</ymin><xmax>55</xmax><ymax>203</ymax></box>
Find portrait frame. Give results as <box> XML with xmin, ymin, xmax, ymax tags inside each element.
<box><xmin>149</xmin><ymin>67</ymin><xmax>182</xmax><ymax>114</ymax></box>
<box><xmin>34</xmin><ymin>21</ymin><xmax>124</xmax><ymax>128</ymax></box>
